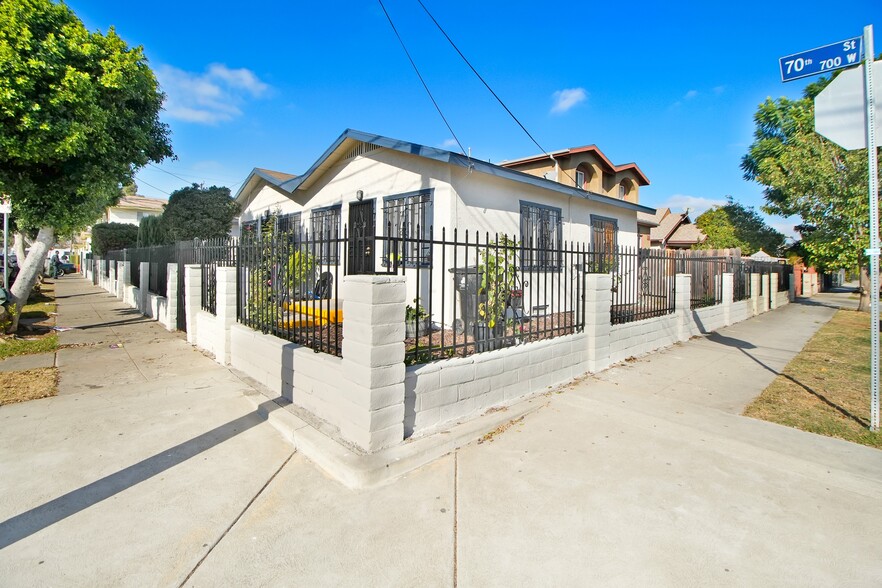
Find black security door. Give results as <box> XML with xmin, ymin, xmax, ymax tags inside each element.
<box><xmin>348</xmin><ymin>200</ymin><xmax>376</xmax><ymax>275</ymax></box>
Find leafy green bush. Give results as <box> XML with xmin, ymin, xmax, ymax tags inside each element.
<box><xmin>92</xmin><ymin>223</ymin><xmax>138</xmax><ymax>255</ymax></box>
<box><xmin>137</xmin><ymin>215</ymin><xmax>168</xmax><ymax>247</ymax></box>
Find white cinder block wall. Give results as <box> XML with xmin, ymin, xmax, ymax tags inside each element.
<box><xmin>90</xmin><ymin>255</ymin><xmax>803</xmax><ymax>453</ymax></box>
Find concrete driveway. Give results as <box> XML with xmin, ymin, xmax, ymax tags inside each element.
<box><xmin>1</xmin><ymin>278</ymin><xmax>880</xmax><ymax>586</ymax></box>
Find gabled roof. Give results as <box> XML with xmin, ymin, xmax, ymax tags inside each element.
<box><xmin>667</xmin><ymin>223</ymin><xmax>706</xmax><ymax>245</ymax></box>
<box><xmin>500</xmin><ymin>144</ymin><xmax>650</xmax><ymax>186</ymax></box>
<box><xmin>255</xmin><ymin>168</ymin><xmax>298</xmax><ymax>183</ymax></box>
<box><xmin>114</xmin><ymin>194</ymin><xmax>167</xmax><ymax>212</ymax></box>
<box><xmin>649</xmin><ymin>209</ymin><xmax>687</xmax><ymax>242</ymax></box>
<box><xmin>235</xmin><ymin>129</ymin><xmax>656</xmax><ymax>215</ymax></box>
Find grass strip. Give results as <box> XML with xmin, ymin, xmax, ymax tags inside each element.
<box><xmin>744</xmin><ymin>309</ymin><xmax>881</xmax><ymax>450</ymax></box>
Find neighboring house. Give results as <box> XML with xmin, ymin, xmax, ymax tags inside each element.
<box><xmin>73</xmin><ymin>194</ymin><xmax>167</xmax><ymax>251</ymax></box>
<box><xmin>499</xmin><ymin>144</ymin><xmax>650</xmax><ymax>205</ymax></box>
<box><xmin>234</xmin><ymin>129</ymin><xmax>656</xmax><ymax>308</ymax></box>
<box><xmin>104</xmin><ymin>194</ymin><xmax>167</xmax><ymax>225</ymax></box>
<box><xmin>749</xmin><ymin>249</ymin><xmax>783</xmax><ymax>262</ymax></box>
<box><xmin>638</xmin><ymin>207</ymin><xmax>706</xmax><ymax>250</ymax></box>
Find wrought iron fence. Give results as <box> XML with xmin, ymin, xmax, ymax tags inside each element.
<box><xmin>732</xmin><ymin>261</ymin><xmax>751</xmax><ymax>301</ymax></box>
<box><xmin>196</xmin><ymin>238</ymin><xmax>238</xmax><ymax>315</ymax></box>
<box><xmin>395</xmin><ymin>228</ymin><xmax>586</xmax><ymax>365</ymax></box>
<box><xmin>676</xmin><ymin>254</ymin><xmax>726</xmax><ymax>309</ymax></box>
<box><xmin>604</xmin><ymin>247</ymin><xmax>676</xmax><ymax>324</ymax></box>
<box><xmin>237</xmin><ymin>228</ymin><xmax>343</xmax><ymax>356</ymax></box>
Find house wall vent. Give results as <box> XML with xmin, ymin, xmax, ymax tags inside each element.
<box><xmin>343</xmin><ymin>141</ymin><xmax>381</xmax><ymax>161</ymax></box>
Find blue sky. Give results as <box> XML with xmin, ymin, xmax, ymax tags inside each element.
<box><xmin>68</xmin><ymin>0</ymin><xmax>881</xmax><ymax>239</ymax></box>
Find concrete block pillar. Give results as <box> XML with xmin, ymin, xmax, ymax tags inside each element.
<box><xmin>584</xmin><ymin>273</ymin><xmax>612</xmax><ymax>373</ymax></box>
<box><xmin>165</xmin><ymin>263</ymin><xmax>178</xmax><ymax>332</ymax></box>
<box><xmin>340</xmin><ymin>274</ymin><xmax>407</xmax><ymax>452</ymax></box>
<box><xmin>139</xmin><ymin>261</ymin><xmax>150</xmax><ymax>316</ymax></box>
<box><xmin>722</xmin><ymin>272</ymin><xmax>734</xmax><ymax>326</ymax></box>
<box><xmin>812</xmin><ymin>273</ymin><xmax>819</xmax><ymax>294</ymax></box>
<box><xmin>751</xmin><ymin>273</ymin><xmax>761</xmax><ymax>315</ymax></box>
<box><xmin>675</xmin><ymin>274</ymin><xmax>692</xmax><ymax>341</ymax></box>
<box><xmin>770</xmin><ymin>273</ymin><xmax>779</xmax><ymax>309</ymax></box>
<box><xmin>214</xmin><ymin>266</ymin><xmax>237</xmax><ymax>365</ymax></box>
<box><xmin>802</xmin><ymin>272</ymin><xmax>812</xmax><ymax>298</ymax></box>
<box><xmin>119</xmin><ymin>261</ymin><xmax>131</xmax><ymax>304</ymax></box>
<box><xmin>761</xmin><ymin>274</ymin><xmax>771</xmax><ymax>312</ymax></box>
<box><xmin>184</xmin><ymin>264</ymin><xmax>202</xmax><ymax>345</ymax></box>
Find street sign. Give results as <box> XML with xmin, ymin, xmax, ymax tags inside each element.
<box><xmin>779</xmin><ymin>37</ymin><xmax>863</xmax><ymax>82</ymax></box>
<box><xmin>815</xmin><ymin>60</ymin><xmax>882</xmax><ymax>150</ymax></box>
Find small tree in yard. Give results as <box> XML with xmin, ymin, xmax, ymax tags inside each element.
<box><xmin>0</xmin><ymin>0</ymin><xmax>173</xmax><ymax>332</ymax></box>
<box><xmin>161</xmin><ymin>184</ymin><xmax>240</xmax><ymax>242</ymax></box>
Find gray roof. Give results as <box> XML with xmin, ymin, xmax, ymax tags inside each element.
<box><xmin>236</xmin><ymin>130</ymin><xmax>657</xmax><ymax>215</ymax></box>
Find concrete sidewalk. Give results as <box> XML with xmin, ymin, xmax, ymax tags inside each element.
<box><xmin>1</xmin><ymin>277</ymin><xmax>880</xmax><ymax>586</ymax></box>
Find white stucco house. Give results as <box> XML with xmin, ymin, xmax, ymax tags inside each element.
<box><xmin>233</xmin><ymin>130</ymin><xmax>656</xmax><ymax>320</ymax></box>
<box><xmin>235</xmin><ymin>129</ymin><xmax>653</xmax><ymax>246</ymax></box>
<box><xmin>104</xmin><ymin>194</ymin><xmax>167</xmax><ymax>225</ymax></box>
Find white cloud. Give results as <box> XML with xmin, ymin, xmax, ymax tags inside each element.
<box><xmin>157</xmin><ymin>63</ymin><xmax>270</xmax><ymax>124</ymax></box>
<box><xmin>683</xmin><ymin>89</ymin><xmax>699</xmax><ymax>100</ymax></box>
<box><xmin>653</xmin><ymin>194</ymin><xmax>727</xmax><ymax>218</ymax></box>
<box><xmin>550</xmin><ymin>88</ymin><xmax>587</xmax><ymax>114</ymax></box>
<box><xmin>713</xmin><ymin>85</ymin><xmax>726</xmax><ymax>95</ymax></box>
<box><xmin>440</xmin><ymin>138</ymin><xmax>459</xmax><ymax>150</ymax></box>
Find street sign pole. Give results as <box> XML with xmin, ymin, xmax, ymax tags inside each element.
<box><xmin>865</xmin><ymin>24</ymin><xmax>880</xmax><ymax>432</ymax></box>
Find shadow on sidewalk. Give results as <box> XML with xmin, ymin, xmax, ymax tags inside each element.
<box><xmin>72</xmin><ymin>317</ymin><xmax>155</xmax><ymax>330</ymax></box>
<box><xmin>0</xmin><ymin>400</ymin><xmax>282</xmax><ymax>549</ymax></box>
<box><xmin>705</xmin><ymin>332</ymin><xmax>868</xmax><ymax>428</ymax></box>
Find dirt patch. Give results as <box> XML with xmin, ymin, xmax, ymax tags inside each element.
<box><xmin>0</xmin><ymin>367</ymin><xmax>59</xmax><ymax>405</ymax></box>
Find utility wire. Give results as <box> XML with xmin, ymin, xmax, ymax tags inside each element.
<box><xmin>147</xmin><ymin>162</ymin><xmax>239</xmax><ymax>185</ymax></box>
<box><xmin>134</xmin><ymin>177</ymin><xmax>171</xmax><ymax>196</ymax></box>
<box><xmin>416</xmin><ymin>0</ymin><xmax>576</xmax><ymax>184</ymax></box>
<box><xmin>377</xmin><ymin>0</ymin><xmax>467</xmax><ymax>157</ymax></box>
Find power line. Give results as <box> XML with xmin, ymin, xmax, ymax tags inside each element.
<box><xmin>147</xmin><ymin>163</ymin><xmax>239</xmax><ymax>186</ymax></box>
<box><xmin>377</xmin><ymin>0</ymin><xmax>467</xmax><ymax>157</ymax></box>
<box><xmin>147</xmin><ymin>162</ymin><xmax>189</xmax><ymax>184</ymax></box>
<box><xmin>134</xmin><ymin>177</ymin><xmax>171</xmax><ymax>196</ymax></box>
<box><xmin>415</xmin><ymin>0</ymin><xmax>575</xmax><ymax>184</ymax></box>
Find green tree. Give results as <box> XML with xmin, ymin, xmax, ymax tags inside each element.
<box><xmin>161</xmin><ymin>184</ymin><xmax>240</xmax><ymax>241</ymax></box>
<box><xmin>694</xmin><ymin>197</ymin><xmax>786</xmax><ymax>255</ymax></box>
<box><xmin>137</xmin><ymin>215</ymin><xmax>168</xmax><ymax>247</ymax></box>
<box><xmin>0</xmin><ymin>0</ymin><xmax>173</xmax><ymax>331</ymax></box>
<box><xmin>741</xmin><ymin>73</ymin><xmax>876</xmax><ymax>311</ymax></box>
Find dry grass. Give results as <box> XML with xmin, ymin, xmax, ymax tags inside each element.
<box><xmin>0</xmin><ymin>367</ymin><xmax>58</xmax><ymax>405</ymax></box>
<box><xmin>744</xmin><ymin>310</ymin><xmax>882</xmax><ymax>449</ymax></box>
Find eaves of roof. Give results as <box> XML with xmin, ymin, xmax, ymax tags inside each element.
<box><xmin>247</xmin><ymin>129</ymin><xmax>656</xmax><ymax>215</ymax></box>
<box><xmin>500</xmin><ymin>144</ymin><xmax>650</xmax><ymax>186</ymax></box>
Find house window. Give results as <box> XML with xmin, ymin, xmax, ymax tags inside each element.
<box><xmin>383</xmin><ymin>190</ymin><xmax>432</xmax><ymax>267</ymax></box>
<box><xmin>310</xmin><ymin>205</ymin><xmax>341</xmax><ymax>264</ymax></box>
<box><xmin>277</xmin><ymin>212</ymin><xmax>302</xmax><ymax>242</ymax></box>
<box><xmin>575</xmin><ymin>170</ymin><xmax>585</xmax><ymax>190</ymax></box>
<box><xmin>618</xmin><ymin>185</ymin><xmax>626</xmax><ymax>199</ymax></box>
<box><xmin>591</xmin><ymin>215</ymin><xmax>618</xmax><ymax>271</ymax></box>
<box><xmin>241</xmin><ymin>219</ymin><xmax>258</xmax><ymax>236</ymax></box>
<box><xmin>520</xmin><ymin>201</ymin><xmax>562</xmax><ymax>271</ymax></box>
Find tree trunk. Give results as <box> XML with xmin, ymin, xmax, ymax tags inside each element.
<box><xmin>858</xmin><ymin>265</ymin><xmax>871</xmax><ymax>313</ymax></box>
<box><xmin>5</xmin><ymin>226</ymin><xmax>54</xmax><ymax>333</ymax></box>
<box><xmin>13</xmin><ymin>231</ymin><xmax>27</xmax><ymax>263</ymax></box>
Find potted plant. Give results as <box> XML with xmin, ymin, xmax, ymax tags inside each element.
<box><xmin>405</xmin><ymin>298</ymin><xmax>431</xmax><ymax>338</ymax></box>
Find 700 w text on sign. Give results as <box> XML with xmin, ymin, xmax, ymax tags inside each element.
<box><xmin>779</xmin><ymin>37</ymin><xmax>863</xmax><ymax>82</ymax></box>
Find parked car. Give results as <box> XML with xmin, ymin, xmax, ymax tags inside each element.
<box><xmin>1</xmin><ymin>254</ymin><xmax>19</xmax><ymax>286</ymax></box>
